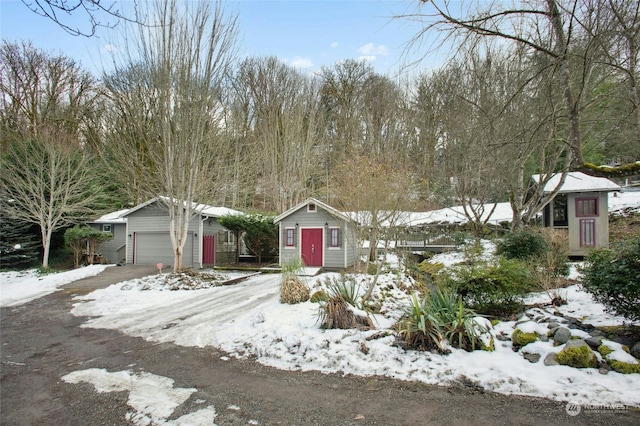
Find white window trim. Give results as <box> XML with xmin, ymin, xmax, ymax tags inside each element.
<box><xmin>284</xmin><ymin>227</ymin><xmax>296</xmax><ymax>249</ymax></box>
<box><xmin>328</xmin><ymin>227</ymin><xmax>341</xmax><ymax>250</ymax></box>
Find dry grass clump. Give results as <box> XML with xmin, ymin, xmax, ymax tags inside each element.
<box><xmin>322</xmin><ymin>297</ymin><xmax>374</xmax><ymax>330</ymax></box>
<box><xmin>280</xmin><ymin>276</ymin><xmax>310</xmax><ymax>304</ymax></box>
<box><xmin>279</xmin><ymin>257</ymin><xmax>310</xmax><ymax>304</ymax></box>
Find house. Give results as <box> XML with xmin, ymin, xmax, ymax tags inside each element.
<box><xmin>89</xmin><ymin>198</ymin><xmax>243</xmax><ymax>268</ymax></box>
<box><xmin>273</xmin><ymin>198</ymin><xmax>359</xmax><ymax>270</ymax></box>
<box><xmin>89</xmin><ymin>208</ymin><xmax>130</xmax><ymax>264</ymax></box>
<box><xmin>533</xmin><ymin>172</ymin><xmax>621</xmax><ymax>257</ymax></box>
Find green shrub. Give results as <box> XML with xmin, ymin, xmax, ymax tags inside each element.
<box><xmin>419</xmin><ymin>260</ymin><xmax>444</xmax><ymax>277</ymax></box>
<box><xmin>496</xmin><ymin>229</ymin><xmax>548</xmax><ymax>260</ymax></box>
<box><xmin>580</xmin><ymin>237</ymin><xmax>640</xmax><ymax>321</ymax></box>
<box><xmin>398</xmin><ymin>289</ymin><xmax>489</xmax><ymax>353</ymax></box>
<box><xmin>436</xmin><ymin>257</ymin><xmax>531</xmax><ymax>317</ymax></box>
<box><xmin>511</xmin><ymin>329</ymin><xmax>538</xmax><ymax>348</ymax></box>
<box><xmin>556</xmin><ymin>345</ymin><xmax>597</xmax><ymax>368</ymax></box>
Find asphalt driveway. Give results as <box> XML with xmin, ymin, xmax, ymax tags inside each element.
<box><xmin>1</xmin><ymin>267</ymin><xmax>638</xmax><ymax>425</ymax></box>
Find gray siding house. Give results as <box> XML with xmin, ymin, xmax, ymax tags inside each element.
<box><xmin>91</xmin><ymin>198</ymin><xmax>242</xmax><ymax>268</ymax></box>
<box><xmin>534</xmin><ymin>172</ymin><xmax>620</xmax><ymax>257</ymax></box>
<box><xmin>89</xmin><ymin>208</ymin><xmax>130</xmax><ymax>264</ymax></box>
<box><xmin>274</xmin><ymin>198</ymin><xmax>359</xmax><ymax>270</ymax></box>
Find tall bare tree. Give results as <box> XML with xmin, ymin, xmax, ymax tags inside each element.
<box><xmin>0</xmin><ymin>41</ymin><xmax>102</xmax><ymax>267</ymax></box>
<box><xmin>331</xmin><ymin>155</ymin><xmax>415</xmax><ymax>301</ymax></box>
<box><xmin>0</xmin><ymin>130</ymin><xmax>101</xmax><ymax>268</ymax></box>
<box><xmin>104</xmin><ymin>0</ymin><xmax>238</xmax><ymax>271</ymax></box>
<box><xmin>231</xmin><ymin>57</ymin><xmax>324</xmax><ymax>212</ymax></box>
<box><xmin>406</xmin><ymin>0</ymin><xmax>609</xmax><ymax>168</ymax></box>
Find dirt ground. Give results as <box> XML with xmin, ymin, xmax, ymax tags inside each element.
<box><xmin>1</xmin><ymin>266</ymin><xmax>638</xmax><ymax>425</ymax></box>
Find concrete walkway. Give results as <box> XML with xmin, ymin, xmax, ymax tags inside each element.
<box><xmin>62</xmin><ymin>264</ymin><xmax>164</xmax><ymax>292</ymax></box>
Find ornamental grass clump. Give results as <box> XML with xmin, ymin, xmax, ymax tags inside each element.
<box><xmin>398</xmin><ymin>288</ymin><xmax>489</xmax><ymax>353</ymax></box>
<box><xmin>317</xmin><ymin>275</ymin><xmax>373</xmax><ymax>330</ymax></box>
<box><xmin>279</xmin><ymin>257</ymin><xmax>309</xmax><ymax>304</ymax></box>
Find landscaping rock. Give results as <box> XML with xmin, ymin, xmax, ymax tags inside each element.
<box><xmin>539</xmin><ymin>334</ymin><xmax>549</xmax><ymax>343</ymax></box>
<box><xmin>544</xmin><ymin>353</ymin><xmax>559</xmax><ymax>366</ymax></box>
<box><xmin>590</xmin><ymin>329</ymin><xmax>606</xmax><ymax>337</ymax></box>
<box><xmin>631</xmin><ymin>342</ymin><xmax>640</xmax><ymax>360</ymax></box>
<box><xmin>553</xmin><ymin>327</ymin><xmax>571</xmax><ymax>345</ymax></box>
<box><xmin>585</xmin><ymin>336</ymin><xmax>603</xmax><ymax>349</ymax></box>
<box><xmin>547</xmin><ymin>322</ymin><xmax>559</xmax><ymax>330</ymax></box>
<box><xmin>523</xmin><ymin>352</ymin><xmax>541</xmax><ymax>363</ymax></box>
<box><xmin>495</xmin><ymin>333</ymin><xmax>510</xmax><ymax>342</ymax></box>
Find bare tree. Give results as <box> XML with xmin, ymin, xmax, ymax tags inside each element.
<box><xmin>331</xmin><ymin>155</ymin><xmax>415</xmax><ymax>301</ymax></box>
<box><xmin>404</xmin><ymin>0</ymin><xmax>611</xmax><ymax>168</ymax></box>
<box><xmin>0</xmin><ymin>41</ymin><xmax>99</xmax><ymax>144</ymax></box>
<box><xmin>0</xmin><ymin>130</ymin><xmax>101</xmax><ymax>268</ymax></box>
<box><xmin>21</xmin><ymin>0</ymin><xmax>141</xmax><ymax>37</ymax></box>
<box><xmin>0</xmin><ymin>41</ymin><xmax>103</xmax><ymax>268</ymax></box>
<box><xmin>104</xmin><ymin>0</ymin><xmax>238</xmax><ymax>271</ymax></box>
<box><xmin>231</xmin><ymin>57</ymin><xmax>324</xmax><ymax>212</ymax></box>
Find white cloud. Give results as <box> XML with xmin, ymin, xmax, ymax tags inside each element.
<box><xmin>330</xmin><ymin>42</ymin><xmax>339</xmax><ymax>48</ymax></box>
<box><xmin>357</xmin><ymin>42</ymin><xmax>389</xmax><ymax>56</ymax></box>
<box><xmin>357</xmin><ymin>55</ymin><xmax>377</xmax><ymax>63</ymax></box>
<box><xmin>289</xmin><ymin>57</ymin><xmax>314</xmax><ymax>68</ymax></box>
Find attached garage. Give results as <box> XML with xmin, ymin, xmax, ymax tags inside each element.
<box><xmin>134</xmin><ymin>232</ymin><xmax>194</xmax><ymax>267</ymax></box>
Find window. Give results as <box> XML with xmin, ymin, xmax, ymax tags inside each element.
<box><xmin>580</xmin><ymin>219</ymin><xmax>596</xmax><ymax>247</ymax></box>
<box><xmin>102</xmin><ymin>224</ymin><xmax>112</xmax><ymax>233</ymax></box>
<box><xmin>576</xmin><ymin>197</ymin><xmax>598</xmax><ymax>217</ymax></box>
<box><xmin>329</xmin><ymin>228</ymin><xmax>341</xmax><ymax>248</ymax></box>
<box><xmin>552</xmin><ymin>195</ymin><xmax>568</xmax><ymax>227</ymax></box>
<box><xmin>285</xmin><ymin>228</ymin><xmax>295</xmax><ymax>247</ymax></box>
<box><xmin>307</xmin><ymin>203</ymin><xmax>316</xmax><ymax>212</ymax></box>
<box><xmin>224</xmin><ymin>230</ymin><xmax>235</xmax><ymax>244</ymax></box>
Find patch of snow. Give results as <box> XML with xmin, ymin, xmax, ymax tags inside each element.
<box><xmin>0</xmin><ymin>265</ymin><xmax>108</xmax><ymax>307</ymax></box>
<box><xmin>61</xmin><ymin>368</ymin><xmax>216</xmax><ymax>425</ymax></box>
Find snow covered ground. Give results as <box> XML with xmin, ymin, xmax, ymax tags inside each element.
<box><xmin>2</xmin><ymin>191</ymin><xmax>639</xmax><ymax>424</ymax></box>
<box><xmin>2</xmin><ymin>255</ymin><xmax>638</xmax><ymax>421</ymax></box>
<box><xmin>0</xmin><ymin>264</ymin><xmax>108</xmax><ymax>307</ymax></box>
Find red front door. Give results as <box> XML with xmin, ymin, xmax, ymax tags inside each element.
<box><xmin>301</xmin><ymin>228</ymin><xmax>323</xmax><ymax>267</ymax></box>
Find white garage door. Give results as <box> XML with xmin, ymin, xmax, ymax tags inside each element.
<box><xmin>135</xmin><ymin>233</ymin><xmax>194</xmax><ymax>267</ymax></box>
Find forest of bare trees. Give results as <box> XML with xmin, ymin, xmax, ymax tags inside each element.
<box><xmin>2</xmin><ymin>0</ymin><xmax>639</xmax><ymax>264</ymax></box>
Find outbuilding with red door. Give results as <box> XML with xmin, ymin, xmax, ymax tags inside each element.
<box><xmin>273</xmin><ymin>198</ymin><xmax>359</xmax><ymax>271</ymax></box>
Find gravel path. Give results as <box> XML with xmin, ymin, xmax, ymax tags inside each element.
<box><xmin>1</xmin><ymin>267</ymin><xmax>638</xmax><ymax>425</ymax></box>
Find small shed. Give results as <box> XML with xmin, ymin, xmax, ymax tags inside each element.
<box><xmin>273</xmin><ymin>198</ymin><xmax>359</xmax><ymax>270</ymax></box>
<box><xmin>89</xmin><ymin>208</ymin><xmax>131</xmax><ymax>264</ymax></box>
<box><xmin>533</xmin><ymin>172</ymin><xmax>620</xmax><ymax>257</ymax></box>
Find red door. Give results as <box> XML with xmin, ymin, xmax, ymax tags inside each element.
<box><xmin>301</xmin><ymin>228</ymin><xmax>323</xmax><ymax>267</ymax></box>
<box><xmin>202</xmin><ymin>235</ymin><xmax>215</xmax><ymax>265</ymax></box>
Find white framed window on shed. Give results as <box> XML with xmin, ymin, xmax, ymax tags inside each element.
<box><xmin>307</xmin><ymin>203</ymin><xmax>317</xmax><ymax>212</ymax></box>
<box><xmin>102</xmin><ymin>224</ymin><xmax>112</xmax><ymax>233</ymax></box>
<box><xmin>329</xmin><ymin>227</ymin><xmax>341</xmax><ymax>248</ymax></box>
<box><xmin>285</xmin><ymin>228</ymin><xmax>295</xmax><ymax>247</ymax></box>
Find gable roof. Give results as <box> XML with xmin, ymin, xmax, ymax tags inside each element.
<box><xmin>532</xmin><ymin>172</ymin><xmax>620</xmax><ymax>194</ymax></box>
<box><xmin>115</xmin><ymin>197</ymin><xmax>243</xmax><ymax>220</ymax></box>
<box><xmin>273</xmin><ymin>198</ymin><xmax>353</xmax><ymax>224</ymax></box>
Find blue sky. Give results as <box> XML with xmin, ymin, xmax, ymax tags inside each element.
<box><xmin>1</xmin><ymin>0</ymin><xmax>445</xmax><ymax>77</ymax></box>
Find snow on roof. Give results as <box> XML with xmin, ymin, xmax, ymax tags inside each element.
<box><xmin>532</xmin><ymin>171</ymin><xmax>620</xmax><ymax>194</ymax></box>
<box><xmin>405</xmin><ymin>202</ymin><xmax>515</xmax><ymax>227</ymax></box>
<box><xmin>194</xmin><ymin>204</ymin><xmax>243</xmax><ymax>218</ymax></box>
<box><xmin>91</xmin><ymin>208</ymin><xmax>131</xmax><ymax>224</ymax></box>
<box><xmin>107</xmin><ymin>197</ymin><xmax>243</xmax><ymax>220</ymax></box>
